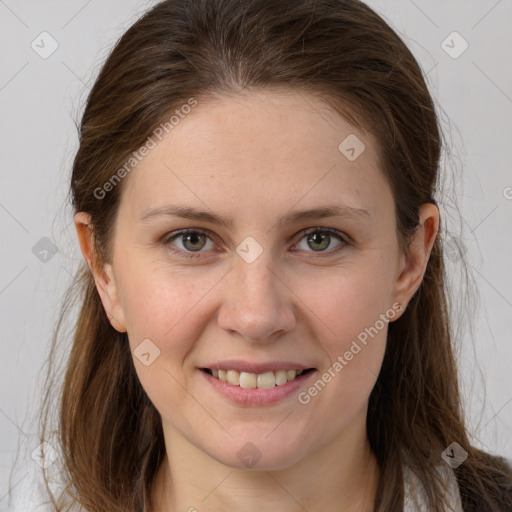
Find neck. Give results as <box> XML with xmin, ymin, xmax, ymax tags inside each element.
<box><xmin>152</xmin><ymin>410</ymin><xmax>380</xmax><ymax>512</ymax></box>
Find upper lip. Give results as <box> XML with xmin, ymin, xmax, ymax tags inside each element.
<box><xmin>200</xmin><ymin>360</ymin><xmax>316</xmax><ymax>374</ymax></box>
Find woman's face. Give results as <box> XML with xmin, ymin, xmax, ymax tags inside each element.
<box><xmin>89</xmin><ymin>89</ymin><xmax>430</xmax><ymax>470</ymax></box>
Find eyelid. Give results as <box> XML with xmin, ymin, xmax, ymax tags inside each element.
<box><xmin>162</xmin><ymin>226</ymin><xmax>349</xmax><ymax>258</ymax></box>
<box><xmin>298</xmin><ymin>226</ymin><xmax>350</xmax><ymax>244</ymax></box>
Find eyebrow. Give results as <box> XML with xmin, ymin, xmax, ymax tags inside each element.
<box><xmin>138</xmin><ymin>204</ymin><xmax>371</xmax><ymax>229</ymax></box>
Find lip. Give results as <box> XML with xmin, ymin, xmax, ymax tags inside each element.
<box><xmin>199</xmin><ymin>367</ymin><xmax>317</xmax><ymax>406</ymax></box>
<box><xmin>200</xmin><ymin>360</ymin><xmax>315</xmax><ymax>374</ymax></box>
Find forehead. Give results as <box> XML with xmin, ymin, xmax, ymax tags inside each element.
<box><xmin>119</xmin><ymin>88</ymin><xmax>390</xmax><ymax>224</ymax></box>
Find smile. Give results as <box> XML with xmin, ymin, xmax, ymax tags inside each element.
<box><xmin>202</xmin><ymin>368</ymin><xmax>314</xmax><ymax>389</ymax></box>
<box><xmin>200</xmin><ymin>366</ymin><xmax>317</xmax><ymax>406</ymax></box>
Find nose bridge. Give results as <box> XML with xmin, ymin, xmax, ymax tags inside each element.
<box><xmin>218</xmin><ymin>243</ymin><xmax>295</xmax><ymax>341</ymax></box>
<box><xmin>238</xmin><ymin>253</ymin><xmax>276</xmax><ymax>300</ymax></box>
<box><xmin>234</xmin><ymin>233</ymin><xmax>278</xmax><ymax>296</ymax></box>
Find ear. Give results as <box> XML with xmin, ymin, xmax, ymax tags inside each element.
<box><xmin>74</xmin><ymin>212</ymin><xmax>127</xmax><ymax>333</ymax></box>
<box><xmin>391</xmin><ymin>203</ymin><xmax>440</xmax><ymax>318</ymax></box>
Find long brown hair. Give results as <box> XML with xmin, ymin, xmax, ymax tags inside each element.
<box><xmin>40</xmin><ymin>0</ymin><xmax>512</xmax><ymax>510</ymax></box>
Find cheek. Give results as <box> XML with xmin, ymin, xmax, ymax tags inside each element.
<box><xmin>293</xmin><ymin>266</ymin><xmax>392</xmax><ymax>417</ymax></box>
<box><xmin>119</xmin><ymin>261</ymin><xmax>220</xmax><ymax>348</ymax></box>
<box><xmin>118</xmin><ymin>265</ymin><xmax>221</xmax><ymax>420</ymax></box>
<box><xmin>301</xmin><ymin>262</ymin><xmax>394</xmax><ymax>343</ymax></box>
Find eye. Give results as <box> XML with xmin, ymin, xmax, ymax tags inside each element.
<box><xmin>293</xmin><ymin>227</ymin><xmax>348</xmax><ymax>254</ymax></box>
<box><xmin>162</xmin><ymin>227</ymin><xmax>349</xmax><ymax>259</ymax></box>
<box><xmin>164</xmin><ymin>229</ymin><xmax>217</xmax><ymax>258</ymax></box>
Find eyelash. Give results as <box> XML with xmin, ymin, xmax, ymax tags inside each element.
<box><xmin>162</xmin><ymin>227</ymin><xmax>349</xmax><ymax>259</ymax></box>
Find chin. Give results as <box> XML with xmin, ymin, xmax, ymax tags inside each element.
<box><xmin>207</xmin><ymin>437</ymin><xmax>308</xmax><ymax>472</ymax></box>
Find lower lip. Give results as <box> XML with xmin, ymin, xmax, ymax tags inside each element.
<box><xmin>199</xmin><ymin>369</ymin><xmax>317</xmax><ymax>406</ymax></box>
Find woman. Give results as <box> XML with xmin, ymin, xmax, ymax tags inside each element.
<box><xmin>9</xmin><ymin>0</ymin><xmax>512</xmax><ymax>510</ymax></box>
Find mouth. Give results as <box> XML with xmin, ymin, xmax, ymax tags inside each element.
<box><xmin>200</xmin><ymin>367</ymin><xmax>316</xmax><ymax>389</ymax></box>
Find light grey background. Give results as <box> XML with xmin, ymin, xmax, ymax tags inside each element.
<box><xmin>1</xmin><ymin>0</ymin><xmax>511</xmax><ymax>505</ymax></box>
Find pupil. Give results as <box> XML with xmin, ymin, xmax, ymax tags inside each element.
<box><xmin>309</xmin><ymin>232</ymin><xmax>328</xmax><ymax>251</ymax></box>
<box><xmin>185</xmin><ymin>233</ymin><xmax>204</xmax><ymax>251</ymax></box>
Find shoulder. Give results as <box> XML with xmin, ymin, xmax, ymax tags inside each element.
<box><xmin>9</xmin><ymin>456</ymin><xmax>55</xmax><ymax>511</ymax></box>
<box><xmin>403</xmin><ymin>453</ymin><xmax>512</xmax><ymax>512</ymax></box>
<box><xmin>455</xmin><ymin>451</ymin><xmax>512</xmax><ymax>512</ymax></box>
<box><xmin>403</xmin><ymin>463</ymin><xmax>464</xmax><ymax>512</ymax></box>
<box><xmin>8</xmin><ymin>440</ymin><xmax>78</xmax><ymax>512</ymax></box>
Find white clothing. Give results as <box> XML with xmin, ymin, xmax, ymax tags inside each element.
<box><xmin>9</xmin><ymin>452</ymin><xmax>494</xmax><ymax>511</ymax></box>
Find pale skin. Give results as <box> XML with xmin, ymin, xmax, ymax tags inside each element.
<box><xmin>75</xmin><ymin>89</ymin><xmax>439</xmax><ymax>511</ymax></box>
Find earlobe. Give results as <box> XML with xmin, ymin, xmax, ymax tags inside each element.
<box><xmin>74</xmin><ymin>212</ymin><xmax>127</xmax><ymax>333</ymax></box>
<box><xmin>391</xmin><ymin>203</ymin><xmax>440</xmax><ymax>316</ymax></box>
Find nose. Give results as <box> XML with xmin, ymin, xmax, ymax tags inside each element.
<box><xmin>217</xmin><ymin>254</ymin><xmax>296</xmax><ymax>343</ymax></box>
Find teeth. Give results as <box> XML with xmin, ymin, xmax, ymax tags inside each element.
<box><xmin>227</xmin><ymin>369</ymin><xmax>240</xmax><ymax>386</ymax></box>
<box><xmin>257</xmin><ymin>371</ymin><xmax>275</xmax><ymax>389</ymax></box>
<box><xmin>240</xmin><ymin>371</ymin><xmax>256</xmax><ymax>388</ymax></box>
<box><xmin>208</xmin><ymin>368</ymin><xmax>306</xmax><ymax>388</ymax></box>
<box><xmin>275</xmin><ymin>370</ymin><xmax>287</xmax><ymax>386</ymax></box>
